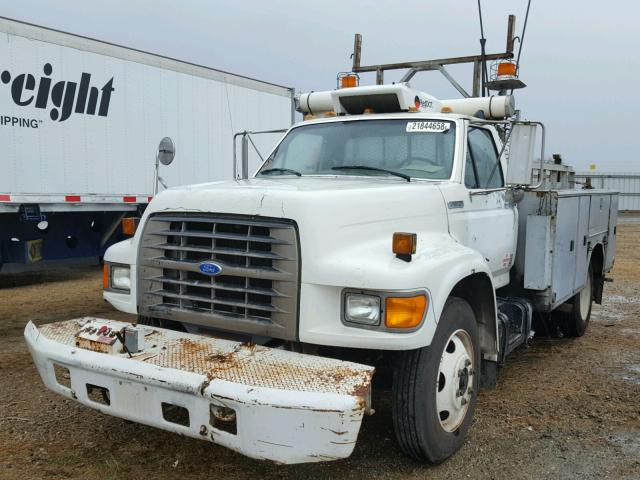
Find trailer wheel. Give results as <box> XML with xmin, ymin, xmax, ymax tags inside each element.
<box><xmin>392</xmin><ymin>297</ymin><xmax>479</xmax><ymax>463</ymax></box>
<box><xmin>561</xmin><ymin>264</ymin><xmax>593</xmax><ymax>337</ymax></box>
<box><xmin>137</xmin><ymin>315</ymin><xmax>186</xmax><ymax>332</ymax></box>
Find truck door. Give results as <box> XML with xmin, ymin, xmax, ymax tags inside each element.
<box><xmin>439</xmin><ymin>126</ymin><xmax>517</xmax><ymax>288</ymax></box>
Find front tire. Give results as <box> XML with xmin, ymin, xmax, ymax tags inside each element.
<box><xmin>392</xmin><ymin>297</ymin><xmax>480</xmax><ymax>463</ymax></box>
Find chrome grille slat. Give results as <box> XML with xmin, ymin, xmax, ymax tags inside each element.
<box><xmin>148</xmin><ymin>230</ymin><xmax>290</xmax><ymax>245</ymax></box>
<box><xmin>148</xmin><ymin>215</ymin><xmax>293</xmax><ymax>229</ymax></box>
<box><xmin>138</xmin><ymin>213</ymin><xmax>300</xmax><ymax>340</ymax></box>
<box><xmin>147</xmin><ymin>290</ymin><xmax>284</xmax><ymax>313</ymax></box>
<box><xmin>145</xmin><ymin>257</ymin><xmax>293</xmax><ymax>281</ymax></box>
<box><xmin>145</xmin><ymin>243</ymin><xmax>291</xmax><ymax>260</ymax></box>
<box><xmin>147</xmin><ymin>305</ymin><xmax>273</xmax><ymax>326</ymax></box>
<box><xmin>145</xmin><ymin>276</ymin><xmax>289</xmax><ymax>298</ymax></box>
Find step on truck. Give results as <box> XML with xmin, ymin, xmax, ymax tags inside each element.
<box><xmin>25</xmin><ymin>16</ymin><xmax>618</xmax><ymax>464</ymax></box>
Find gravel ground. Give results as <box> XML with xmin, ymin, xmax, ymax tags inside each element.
<box><xmin>0</xmin><ymin>222</ymin><xmax>639</xmax><ymax>480</ymax></box>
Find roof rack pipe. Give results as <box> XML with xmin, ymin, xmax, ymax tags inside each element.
<box><xmin>352</xmin><ymin>34</ymin><xmax>362</xmax><ymax>71</ymax></box>
<box><xmin>437</xmin><ymin>65</ymin><xmax>471</xmax><ymax>98</ymax></box>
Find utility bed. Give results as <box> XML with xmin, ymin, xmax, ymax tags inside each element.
<box><xmin>513</xmin><ymin>189</ymin><xmax>618</xmax><ymax>310</ymax></box>
<box><xmin>25</xmin><ymin>318</ymin><xmax>374</xmax><ymax>464</ymax></box>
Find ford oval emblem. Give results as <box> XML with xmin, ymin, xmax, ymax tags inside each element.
<box><xmin>198</xmin><ymin>261</ymin><xmax>222</xmax><ymax>276</ymax></box>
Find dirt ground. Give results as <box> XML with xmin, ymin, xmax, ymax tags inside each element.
<box><xmin>1</xmin><ymin>220</ymin><xmax>639</xmax><ymax>480</ymax></box>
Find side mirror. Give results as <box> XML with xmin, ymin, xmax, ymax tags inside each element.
<box><xmin>154</xmin><ymin>137</ymin><xmax>175</xmax><ymax>194</ymax></box>
<box><xmin>158</xmin><ymin>137</ymin><xmax>176</xmax><ymax>166</ymax></box>
<box><xmin>505</xmin><ymin>124</ymin><xmax>537</xmax><ymax>186</ymax></box>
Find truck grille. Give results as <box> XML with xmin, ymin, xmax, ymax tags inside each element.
<box><xmin>138</xmin><ymin>213</ymin><xmax>300</xmax><ymax>340</ymax></box>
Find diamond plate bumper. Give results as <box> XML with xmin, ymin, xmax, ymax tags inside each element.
<box><xmin>25</xmin><ymin>318</ymin><xmax>375</xmax><ymax>464</ymax></box>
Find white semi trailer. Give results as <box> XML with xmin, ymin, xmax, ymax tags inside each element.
<box><xmin>25</xmin><ymin>22</ymin><xmax>618</xmax><ymax>465</ymax></box>
<box><xmin>0</xmin><ymin>16</ymin><xmax>293</xmax><ymax>273</ymax></box>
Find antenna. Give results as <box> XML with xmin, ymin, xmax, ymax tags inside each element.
<box><xmin>477</xmin><ymin>0</ymin><xmax>488</xmax><ymax>97</ymax></box>
<box><xmin>511</xmin><ymin>0</ymin><xmax>532</xmax><ymax>94</ymax></box>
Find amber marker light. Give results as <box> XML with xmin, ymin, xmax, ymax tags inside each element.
<box><xmin>121</xmin><ymin>217</ymin><xmax>139</xmax><ymax>236</ymax></box>
<box><xmin>103</xmin><ymin>263</ymin><xmax>110</xmax><ymax>289</ymax></box>
<box><xmin>393</xmin><ymin>232</ymin><xmax>417</xmax><ymax>262</ymax></box>
<box><xmin>497</xmin><ymin>61</ymin><xmax>517</xmax><ymax>77</ymax></box>
<box><xmin>340</xmin><ymin>74</ymin><xmax>358</xmax><ymax>88</ymax></box>
<box><xmin>385</xmin><ymin>295</ymin><xmax>427</xmax><ymax>329</ymax></box>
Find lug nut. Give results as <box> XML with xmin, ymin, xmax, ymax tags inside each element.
<box><xmin>465</xmin><ymin>359</ymin><xmax>472</xmax><ymax>367</ymax></box>
<box><xmin>461</xmin><ymin>398</ymin><xmax>468</xmax><ymax>405</ymax></box>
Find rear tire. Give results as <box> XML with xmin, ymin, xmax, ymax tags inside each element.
<box><xmin>392</xmin><ymin>297</ymin><xmax>480</xmax><ymax>463</ymax></box>
<box><xmin>560</xmin><ymin>264</ymin><xmax>593</xmax><ymax>337</ymax></box>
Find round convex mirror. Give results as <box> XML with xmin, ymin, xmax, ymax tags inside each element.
<box><xmin>158</xmin><ymin>137</ymin><xmax>175</xmax><ymax>166</ymax></box>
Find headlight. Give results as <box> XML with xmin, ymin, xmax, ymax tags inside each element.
<box><xmin>344</xmin><ymin>294</ymin><xmax>381</xmax><ymax>325</ymax></box>
<box><xmin>107</xmin><ymin>264</ymin><xmax>131</xmax><ymax>291</ymax></box>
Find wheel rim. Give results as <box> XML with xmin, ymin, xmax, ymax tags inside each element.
<box><xmin>579</xmin><ymin>271</ymin><xmax>592</xmax><ymax>320</ymax></box>
<box><xmin>436</xmin><ymin>328</ymin><xmax>475</xmax><ymax>432</ymax></box>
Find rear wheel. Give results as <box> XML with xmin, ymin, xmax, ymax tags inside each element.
<box><xmin>560</xmin><ymin>264</ymin><xmax>593</xmax><ymax>337</ymax></box>
<box><xmin>392</xmin><ymin>297</ymin><xmax>480</xmax><ymax>463</ymax></box>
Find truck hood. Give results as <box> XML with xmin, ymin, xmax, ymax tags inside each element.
<box><xmin>144</xmin><ymin>177</ymin><xmax>450</xmax><ymax>286</ymax></box>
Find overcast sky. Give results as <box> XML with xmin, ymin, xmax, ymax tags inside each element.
<box><xmin>4</xmin><ymin>0</ymin><xmax>639</xmax><ymax>172</ymax></box>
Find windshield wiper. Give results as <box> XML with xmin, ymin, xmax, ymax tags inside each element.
<box><xmin>332</xmin><ymin>165</ymin><xmax>411</xmax><ymax>182</ymax></box>
<box><xmin>259</xmin><ymin>168</ymin><xmax>302</xmax><ymax>177</ymax></box>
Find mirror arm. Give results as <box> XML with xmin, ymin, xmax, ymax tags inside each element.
<box><xmin>153</xmin><ymin>151</ymin><xmax>160</xmax><ymax>195</ymax></box>
<box><xmin>485</xmin><ymin>121</ymin><xmax>515</xmax><ymax>187</ymax></box>
<box><xmin>524</xmin><ymin>121</ymin><xmax>546</xmax><ymax>190</ymax></box>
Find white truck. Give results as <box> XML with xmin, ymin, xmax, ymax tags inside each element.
<box><xmin>25</xmin><ymin>27</ymin><xmax>618</xmax><ymax>465</ymax></box>
<box><xmin>0</xmin><ymin>16</ymin><xmax>293</xmax><ymax>273</ymax></box>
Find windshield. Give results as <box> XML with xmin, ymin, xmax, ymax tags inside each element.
<box><xmin>257</xmin><ymin>119</ymin><xmax>456</xmax><ymax>180</ymax></box>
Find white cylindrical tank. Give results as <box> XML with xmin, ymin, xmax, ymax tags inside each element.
<box><xmin>295</xmin><ymin>91</ymin><xmax>334</xmax><ymax>114</ymax></box>
<box><xmin>441</xmin><ymin>96</ymin><xmax>515</xmax><ymax>119</ymax></box>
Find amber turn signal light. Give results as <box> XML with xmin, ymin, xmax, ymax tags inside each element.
<box><xmin>122</xmin><ymin>217</ymin><xmax>139</xmax><ymax>236</ymax></box>
<box><xmin>385</xmin><ymin>295</ymin><xmax>427</xmax><ymax>329</ymax></box>
<box><xmin>103</xmin><ymin>263</ymin><xmax>110</xmax><ymax>289</ymax></box>
<box><xmin>393</xmin><ymin>232</ymin><xmax>417</xmax><ymax>262</ymax></box>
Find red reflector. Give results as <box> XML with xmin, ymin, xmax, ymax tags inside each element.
<box><xmin>98</xmin><ymin>325</ymin><xmax>108</xmax><ymax>334</ymax></box>
<box><xmin>65</xmin><ymin>195</ymin><xmax>81</xmax><ymax>202</ymax></box>
<box><xmin>147</xmin><ymin>196</ymin><xmax>153</xmax><ymax>202</ymax></box>
<box><xmin>0</xmin><ymin>194</ymin><xmax>10</xmax><ymax>201</ymax></box>
<box><xmin>123</xmin><ymin>196</ymin><xmax>137</xmax><ymax>203</ymax></box>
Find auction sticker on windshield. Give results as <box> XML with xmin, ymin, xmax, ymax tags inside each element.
<box><xmin>406</xmin><ymin>121</ymin><xmax>451</xmax><ymax>133</ymax></box>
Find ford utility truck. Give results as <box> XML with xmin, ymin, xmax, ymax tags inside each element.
<box><xmin>25</xmin><ymin>29</ymin><xmax>618</xmax><ymax>465</ymax></box>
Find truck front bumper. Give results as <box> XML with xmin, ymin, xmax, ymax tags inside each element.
<box><xmin>25</xmin><ymin>318</ymin><xmax>374</xmax><ymax>464</ymax></box>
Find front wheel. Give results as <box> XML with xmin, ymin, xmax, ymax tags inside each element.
<box><xmin>392</xmin><ymin>297</ymin><xmax>480</xmax><ymax>463</ymax></box>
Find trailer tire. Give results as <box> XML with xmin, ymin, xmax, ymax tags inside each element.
<box><xmin>561</xmin><ymin>264</ymin><xmax>593</xmax><ymax>337</ymax></box>
<box><xmin>392</xmin><ymin>297</ymin><xmax>479</xmax><ymax>463</ymax></box>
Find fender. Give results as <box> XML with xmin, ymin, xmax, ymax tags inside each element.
<box><xmin>423</xmin><ymin>243</ymin><xmax>499</xmax><ymax>359</ymax></box>
<box><xmin>299</xmin><ymin>233</ymin><xmax>498</xmax><ymax>353</ymax></box>
<box><xmin>103</xmin><ymin>237</ymin><xmax>137</xmax><ymax>314</ymax></box>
